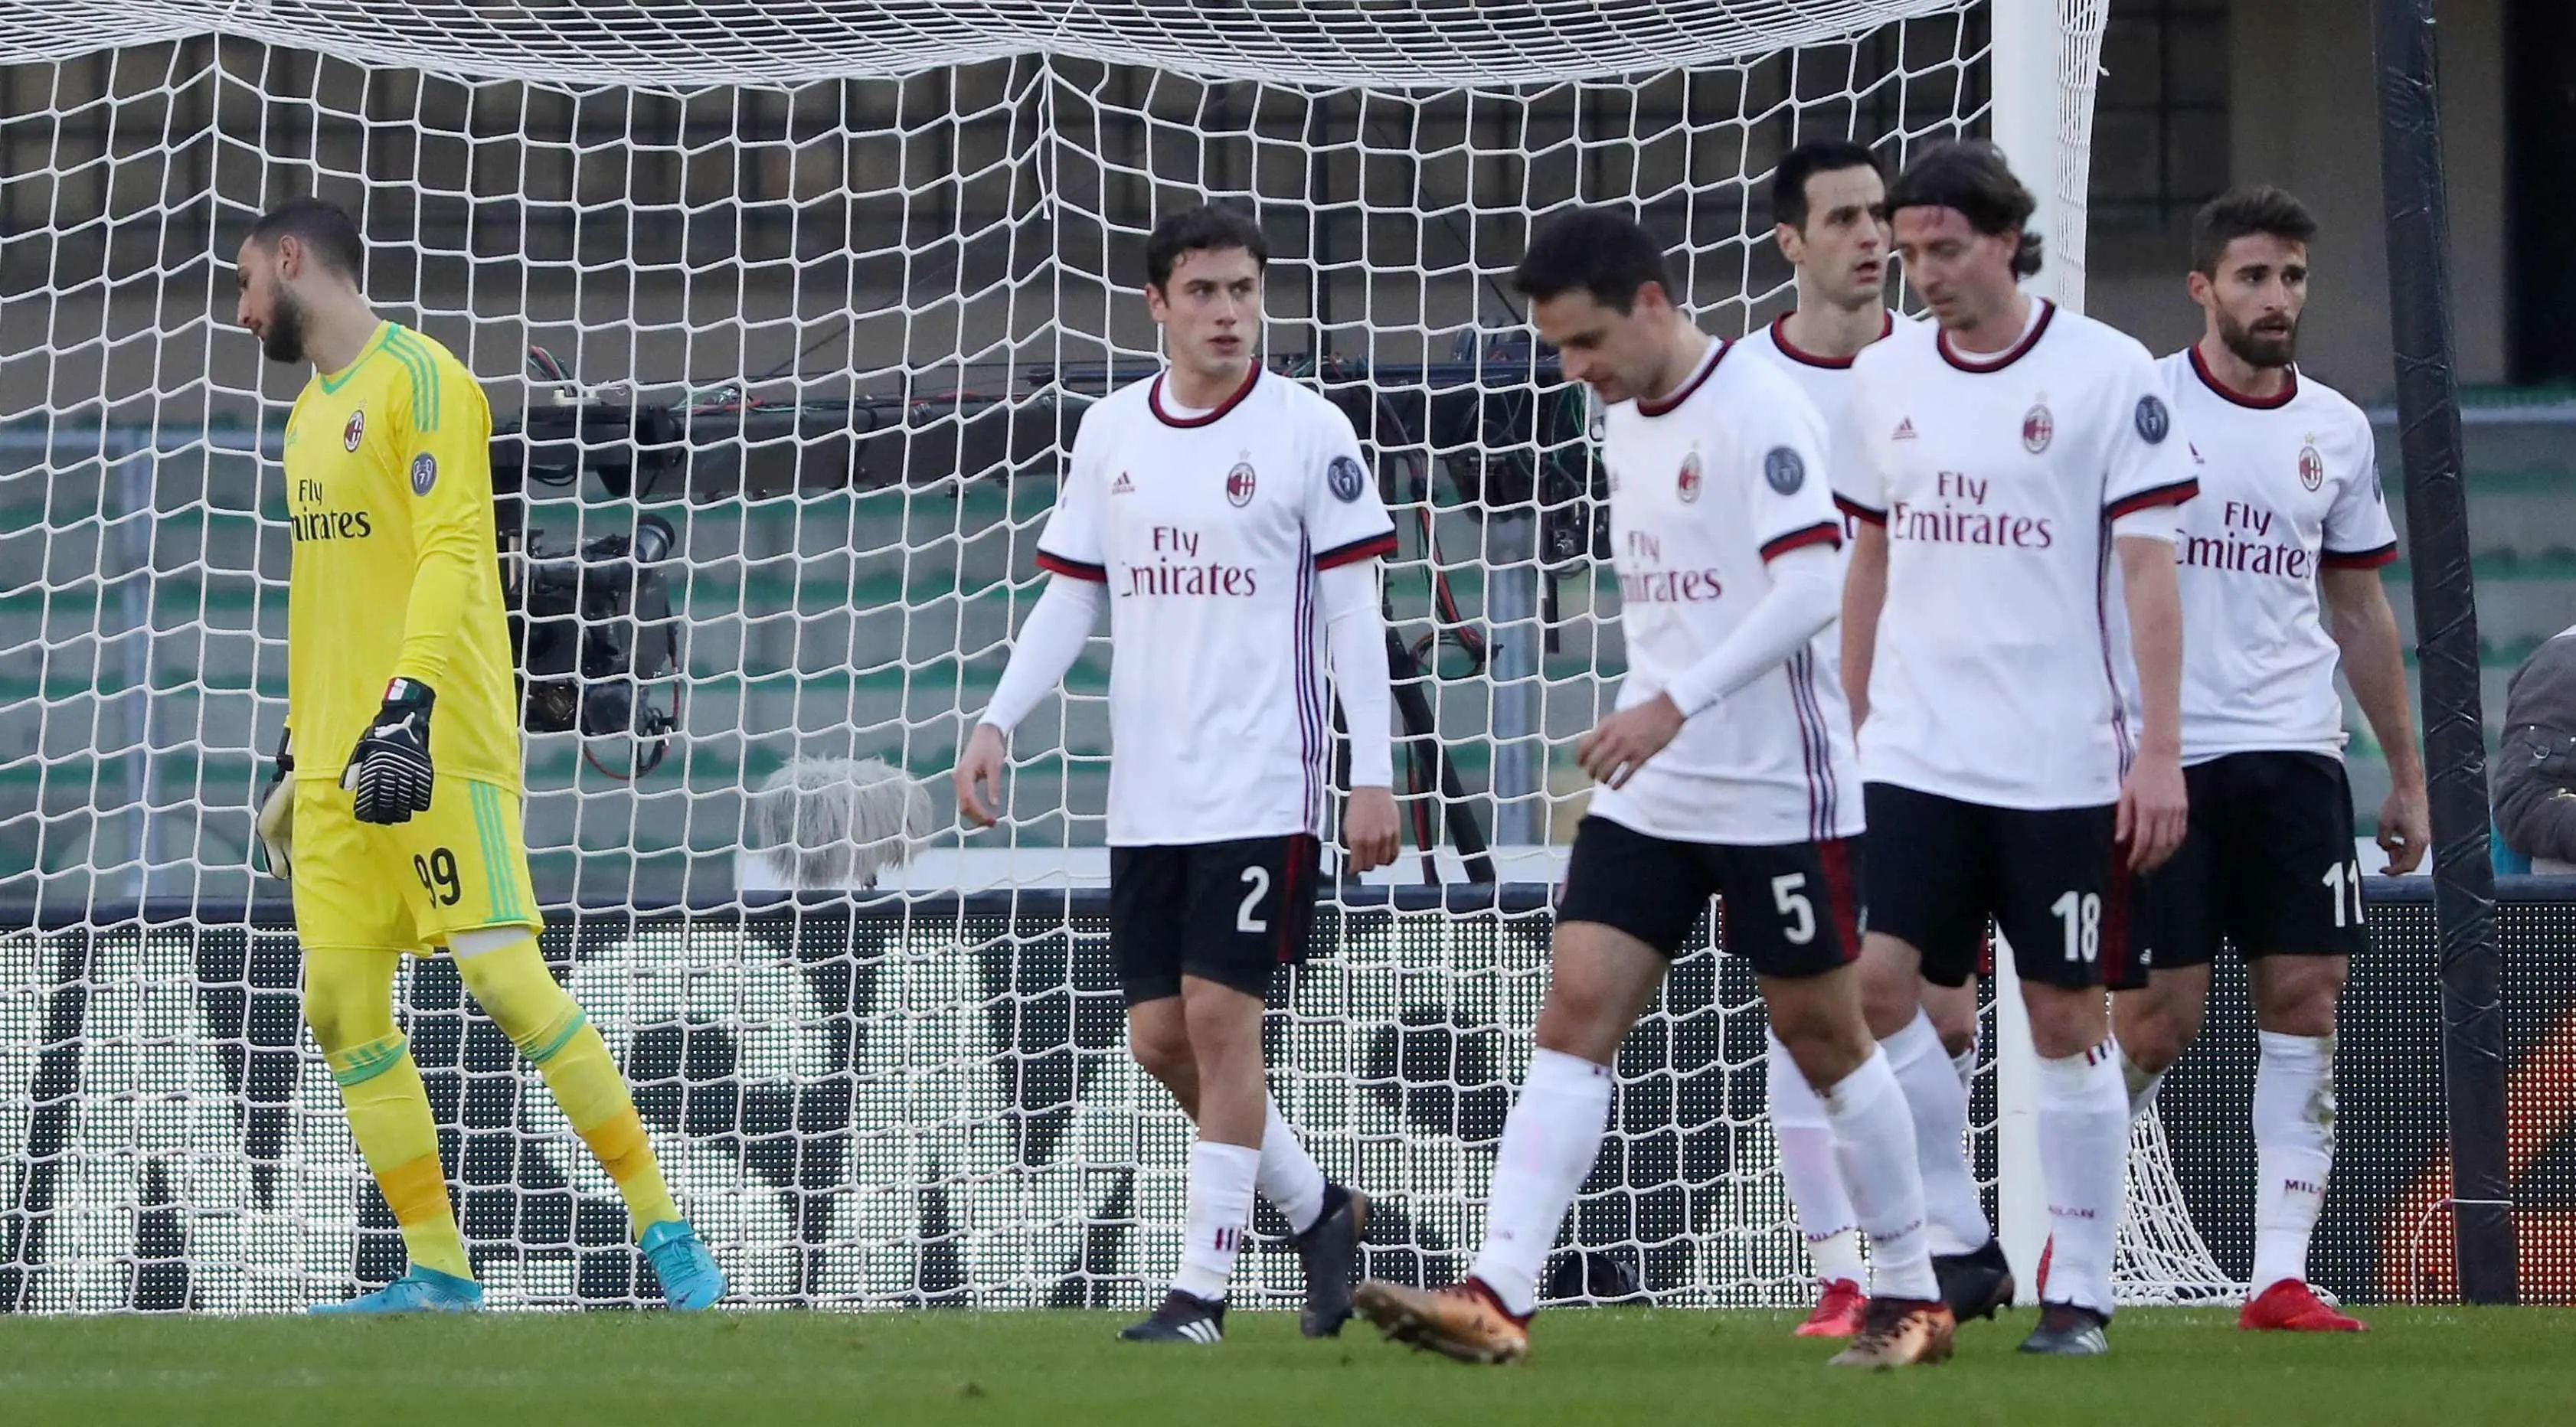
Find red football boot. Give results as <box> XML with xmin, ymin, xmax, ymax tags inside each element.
<box><xmin>1794</xmin><ymin>1278</ymin><xmax>1868</xmax><ymax>1338</ymax></box>
<box><xmin>2240</xmin><ymin>1279</ymin><xmax>2367</xmax><ymax>1332</ymax></box>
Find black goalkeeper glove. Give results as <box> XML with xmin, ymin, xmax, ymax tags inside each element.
<box><xmin>342</xmin><ymin>679</ymin><xmax>437</xmax><ymax>825</ymax></box>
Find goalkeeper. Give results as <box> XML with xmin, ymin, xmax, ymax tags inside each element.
<box><xmin>237</xmin><ymin>198</ymin><xmax>723</xmax><ymax>1314</ymax></box>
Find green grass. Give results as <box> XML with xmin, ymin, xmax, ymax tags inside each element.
<box><xmin>0</xmin><ymin>1307</ymin><xmax>2565</xmax><ymax>1427</ymax></box>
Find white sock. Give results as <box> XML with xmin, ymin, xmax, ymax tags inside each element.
<box><xmin>1882</xmin><ymin>1009</ymin><xmax>1989</xmax><ymax>1256</ymax></box>
<box><xmin>1819</xmin><ymin>1047</ymin><xmax>1939</xmax><ymax>1301</ymax></box>
<box><xmin>2251</xmin><ymin>1030</ymin><xmax>2336</xmax><ymax>1294</ymax></box>
<box><xmin>1469</xmin><ymin>1046</ymin><xmax>1614</xmax><ymax>1318</ymax></box>
<box><xmin>1257</xmin><ymin>1096</ymin><xmax>1328</xmax><ymax>1235</ymax></box>
<box><xmin>2118</xmin><ymin>1043</ymin><xmax>2166</xmax><ymax>1128</ymax></box>
<box><xmin>1172</xmin><ymin>1138</ymin><xmax>1260</xmax><ymax>1301</ymax></box>
<box><xmin>2035</xmin><ymin>1040</ymin><xmax>2128</xmax><ymax>1315</ymax></box>
<box><xmin>1767</xmin><ymin>1027</ymin><xmax>1864</xmax><ymax>1285</ymax></box>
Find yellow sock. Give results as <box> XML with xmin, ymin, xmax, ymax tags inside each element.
<box><xmin>459</xmin><ymin>936</ymin><xmax>682</xmax><ymax>1236</ymax></box>
<box><xmin>329</xmin><ymin>1033</ymin><xmax>472</xmax><ymax>1281</ymax></box>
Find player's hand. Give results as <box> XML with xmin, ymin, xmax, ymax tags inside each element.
<box><xmin>255</xmin><ymin>730</ymin><xmax>295</xmax><ymax>880</ymax></box>
<box><xmin>1344</xmin><ymin>785</ymin><xmax>1400</xmax><ymax>873</ymax></box>
<box><xmin>2378</xmin><ymin>778</ymin><xmax>2431</xmax><ymax>875</ymax></box>
<box><xmin>1577</xmin><ymin>693</ymin><xmax>1687</xmax><ymax>789</ymax></box>
<box><xmin>2117</xmin><ymin>747</ymin><xmax>2189</xmax><ymax>872</ymax></box>
<box><xmin>954</xmin><ymin>723</ymin><xmax>1008</xmax><ymax>828</ymax></box>
<box><xmin>342</xmin><ymin>680</ymin><xmax>436</xmax><ymax>825</ymax></box>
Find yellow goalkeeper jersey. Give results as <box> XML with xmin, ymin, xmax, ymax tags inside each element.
<box><xmin>283</xmin><ymin>321</ymin><xmax>521</xmax><ymax>792</ymax></box>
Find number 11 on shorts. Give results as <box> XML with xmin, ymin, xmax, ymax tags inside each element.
<box><xmin>2051</xmin><ymin>889</ymin><xmax>2101</xmax><ymax>962</ymax></box>
<box><xmin>2323</xmin><ymin>858</ymin><xmax>2366</xmax><ymax>928</ymax></box>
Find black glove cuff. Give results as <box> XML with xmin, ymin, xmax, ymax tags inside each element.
<box><xmin>381</xmin><ymin>679</ymin><xmax>436</xmax><ymax>714</ymax></box>
<box><xmin>273</xmin><ymin>727</ymin><xmax>294</xmax><ymax>776</ymax></box>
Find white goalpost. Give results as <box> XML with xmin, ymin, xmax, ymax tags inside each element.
<box><xmin>0</xmin><ymin>0</ymin><xmax>2234</xmax><ymax>1311</ymax></box>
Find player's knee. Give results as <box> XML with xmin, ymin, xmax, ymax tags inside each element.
<box><xmin>1856</xmin><ymin>968</ymin><xmax>1921</xmax><ymax>1043</ymax></box>
<box><xmin>2022</xmin><ymin>985</ymin><xmax>2109</xmax><ymax>1060</ymax></box>
<box><xmin>1129</xmin><ymin>1024</ymin><xmax>1193</xmax><ymax>1088</ymax></box>
<box><xmin>1767</xmin><ymin>993</ymin><xmax>1872</xmax><ymax>1085</ymax></box>
<box><xmin>1925</xmin><ymin>990</ymin><xmax>1979</xmax><ymax>1058</ymax></box>
<box><xmin>2119</xmin><ymin>1024</ymin><xmax>2182</xmax><ymax>1078</ymax></box>
<box><xmin>1532</xmin><ymin>981</ymin><xmax>1627</xmax><ymax>1065</ymax></box>
<box><xmin>301</xmin><ymin>951</ymin><xmax>397</xmax><ymax>1055</ymax></box>
<box><xmin>2252</xmin><ymin>957</ymin><xmax>2345</xmax><ymax>1037</ymax></box>
<box><xmin>2111</xmin><ymin>987</ymin><xmax>2195</xmax><ymax>1075</ymax></box>
<box><xmin>453</xmin><ymin>937</ymin><xmax>581</xmax><ymax>1058</ymax></box>
<box><xmin>1178</xmin><ymin>984</ymin><xmax>1265</xmax><ymax>1068</ymax></box>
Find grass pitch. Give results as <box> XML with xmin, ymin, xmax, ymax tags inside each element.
<box><xmin>2</xmin><ymin>1306</ymin><xmax>2565</xmax><ymax>1426</ymax></box>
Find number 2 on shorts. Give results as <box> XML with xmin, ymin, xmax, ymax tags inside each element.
<box><xmin>1237</xmin><ymin>866</ymin><xmax>1270</xmax><ymax>933</ymax></box>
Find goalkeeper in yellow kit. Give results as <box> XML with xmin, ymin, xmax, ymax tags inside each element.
<box><xmin>236</xmin><ymin>198</ymin><xmax>723</xmax><ymax>1313</ymax></box>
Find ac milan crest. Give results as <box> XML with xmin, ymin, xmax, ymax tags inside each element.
<box><xmin>342</xmin><ymin>409</ymin><xmax>366</xmax><ymax>451</ymax></box>
<box><xmin>1677</xmin><ymin>450</ymin><xmax>1704</xmax><ymax>503</ymax></box>
<box><xmin>2021</xmin><ymin>401</ymin><xmax>2054</xmax><ymax>454</ymax></box>
<box><xmin>2297</xmin><ymin>443</ymin><xmax>2326</xmax><ymax>491</ymax></box>
<box><xmin>1224</xmin><ymin>460</ymin><xmax>1257</xmax><ymax>508</ymax></box>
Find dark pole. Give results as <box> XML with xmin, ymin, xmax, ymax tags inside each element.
<box><xmin>2372</xmin><ymin>0</ymin><xmax>2517</xmax><ymax>1304</ymax></box>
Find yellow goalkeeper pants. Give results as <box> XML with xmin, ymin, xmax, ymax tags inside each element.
<box><xmin>303</xmin><ymin>936</ymin><xmax>682</xmax><ymax>1286</ymax></box>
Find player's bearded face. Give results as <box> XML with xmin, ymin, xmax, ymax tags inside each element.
<box><xmin>259</xmin><ymin>284</ymin><xmax>311</xmax><ymax>365</ymax></box>
<box><xmin>2209</xmin><ymin>235</ymin><xmax>2307</xmax><ymax>369</ymax></box>
<box><xmin>232</xmin><ymin>241</ymin><xmax>308</xmax><ymax>365</ymax></box>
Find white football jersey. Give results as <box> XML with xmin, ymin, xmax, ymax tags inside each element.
<box><xmin>1835</xmin><ymin>301</ymin><xmax>2201</xmax><ymax>810</ymax></box>
<box><xmin>1035</xmin><ymin>367</ymin><xmax>1396</xmax><ymax>846</ymax></box>
<box><xmin>1741</xmin><ymin>310</ymin><xmax>1904</xmax><ymax>537</ymax></box>
<box><xmin>1586</xmin><ymin>338</ymin><xmax>1862</xmax><ymax>846</ymax></box>
<box><xmin>2162</xmin><ymin>347</ymin><xmax>2398</xmax><ymax>762</ymax></box>
<box><xmin>1741</xmin><ymin>310</ymin><xmax>1899</xmax><ymax>420</ymax></box>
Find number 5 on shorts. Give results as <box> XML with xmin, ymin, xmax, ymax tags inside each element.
<box><xmin>1772</xmin><ymin>873</ymin><xmax>1816</xmax><ymax>945</ymax></box>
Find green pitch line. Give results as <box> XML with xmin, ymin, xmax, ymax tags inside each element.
<box><xmin>0</xmin><ymin>1306</ymin><xmax>2565</xmax><ymax>1427</ymax></box>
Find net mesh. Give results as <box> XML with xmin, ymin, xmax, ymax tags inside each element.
<box><xmin>0</xmin><ymin>0</ymin><xmax>2228</xmax><ymax>1311</ymax></box>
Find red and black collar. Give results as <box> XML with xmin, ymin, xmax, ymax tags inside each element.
<box><xmin>2187</xmin><ymin>343</ymin><xmax>2298</xmax><ymax>409</ymax></box>
<box><xmin>1937</xmin><ymin>299</ymin><xmax>2055</xmax><ymax>374</ymax></box>
<box><xmin>1148</xmin><ymin>364</ymin><xmax>1262</xmax><ymax>428</ymax></box>
<box><xmin>1767</xmin><ymin>309</ymin><xmax>1895</xmax><ymax>369</ymax></box>
<box><xmin>1636</xmin><ymin>338</ymin><xmax>1731</xmax><ymax>417</ymax></box>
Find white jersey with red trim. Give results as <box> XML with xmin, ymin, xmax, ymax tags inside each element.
<box><xmin>1741</xmin><ymin>309</ymin><xmax>1907</xmax><ymax>537</ymax></box>
<box><xmin>1034</xmin><ymin>366</ymin><xmax>1396</xmax><ymax>845</ymax></box>
<box><xmin>2162</xmin><ymin>347</ymin><xmax>2398</xmax><ymax>762</ymax></box>
<box><xmin>1586</xmin><ymin>337</ymin><xmax>1862</xmax><ymax>846</ymax></box>
<box><xmin>1740</xmin><ymin>309</ymin><xmax>1905</xmax><ymax>426</ymax></box>
<box><xmin>1834</xmin><ymin>300</ymin><xmax>2201</xmax><ymax>809</ymax></box>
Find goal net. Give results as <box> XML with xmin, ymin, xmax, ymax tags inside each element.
<box><xmin>0</xmin><ymin>0</ymin><xmax>2230</xmax><ymax>1311</ymax></box>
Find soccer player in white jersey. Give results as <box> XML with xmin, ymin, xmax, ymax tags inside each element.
<box><xmin>1743</xmin><ymin>139</ymin><xmax>1988</xmax><ymax>1340</ymax></box>
<box><xmin>1354</xmin><ymin>210</ymin><xmax>1954</xmax><ymax>1370</ymax></box>
<box><xmin>2110</xmin><ymin>187</ymin><xmax>2425</xmax><ymax>1333</ymax></box>
<box><xmin>953</xmin><ymin>205</ymin><xmax>1401</xmax><ymax>1345</ymax></box>
<box><xmin>1836</xmin><ymin>142</ymin><xmax>2198</xmax><ymax>1357</ymax></box>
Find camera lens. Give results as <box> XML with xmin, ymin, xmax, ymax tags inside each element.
<box><xmin>632</xmin><ymin>513</ymin><xmax>676</xmax><ymax>563</ymax></box>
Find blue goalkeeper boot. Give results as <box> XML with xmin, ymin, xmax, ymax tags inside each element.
<box><xmin>640</xmin><ymin>1219</ymin><xmax>725</xmax><ymax>1311</ymax></box>
<box><xmin>309</xmin><ymin>1266</ymin><xmax>484</xmax><ymax>1315</ymax></box>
